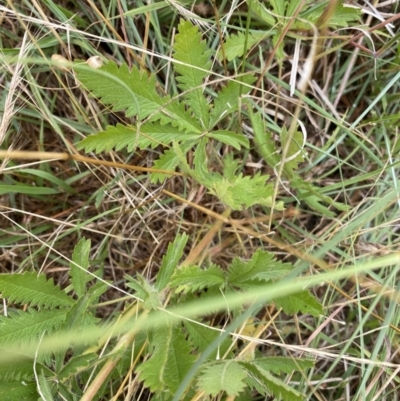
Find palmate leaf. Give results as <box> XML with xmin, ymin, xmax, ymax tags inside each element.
<box><xmin>0</xmin><ymin>272</ymin><xmax>74</xmax><ymax>309</ymax></box>
<box><xmin>170</xmin><ymin>265</ymin><xmax>225</xmax><ymax>294</ymax></box>
<box><xmin>75</xmin><ymin>61</ymin><xmax>201</xmax><ymax>133</ymax></box>
<box><xmin>174</xmin><ymin>20</ymin><xmax>212</xmax><ymax>127</ymax></box>
<box><xmin>0</xmin><ymin>309</ymin><xmax>68</xmax><ymax>346</ymax></box>
<box><xmin>227</xmin><ymin>249</ymin><xmax>292</xmax><ymax>287</ymax></box>
<box><xmin>197</xmin><ymin>360</ymin><xmax>247</xmax><ymax>396</ymax></box>
<box><xmin>241</xmin><ymin>361</ymin><xmax>306</xmax><ymax>401</ymax></box>
<box><xmin>77</xmin><ymin>123</ymin><xmax>200</xmax><ymax>154</ymax></box>
<box><xmin>274</xmin><ymin>290</ymin><xmax>323</xmax><ymax>316</ymax></box>
<box><xmin>137</xmin><ymin>324</ymin><xmax>196</xmax><ymax>394</ymax></box>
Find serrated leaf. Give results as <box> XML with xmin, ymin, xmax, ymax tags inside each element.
<box><xmin>252</xmin><ymin>357</ymin><xmax>314</xmax><ymax>375</ymax></box>
<box><xmin>37</xmin><ymin>367</ymin><xmax>54</xmax><ymax>401</ymax></box>
<box><xmin>209</xmin><ymin>130</ymin><xmax>249</xmax><ymax>150</ymax></box>
<box><xmin>227</xmin><ymin>249</ymin><xmax>292</xmax><ymax>287</ymax></box>
<box><xmin>250</xmin><ymin>109</ymin><xmax>280</xmax><ymax>169</ymax></box>
<box><xmin>57</xmin><ymin>353</ymin><xmax>98</xmax><ymax>381</ymax></box>
<box><xmin>77</xmin><ymin>123</ymin><xmax>200</xmax><ymax>154</ymax></box>
<box><xmin>210</xmin><ymin>74</ymin><xmax>256</xmax><ymax>127</ymax></box>
<box><xmin>174</xmin><ymin>20</ymin><xmax>212</xmax><ymax>126</ymax></box>
<box><xmin>63</xmin><ymin>295</ymin><xmax>99</xmax><ymax>334</ymax></box>
<box><xmin>0</xmin><ymin>309</ymin><xmax>68</xmax><ymax>346</ymax></box>
<box><xmin>75</xmin><ymin>61</ymin><xmax>201</xmax><ymax>133</ymax></box>
<box><xmin>0</xmin><ymin>380</ymin><xmax>38</xmax><ymax>401</ymax></box>
<box><xmin>183</xmin><ymin>320</ymin><xmax>232</xmax><ymax>359</ymax></box>
<box><xmin>220</xmin><ymin>31</ymin><xmax>266</xmax><ymax>62</ymax></box>
<box><xmin>241</xmin><ymin>361</ymin><xmax>306</xmax><ymax>401</ymax></box>
<box><xmin>0</xmin><ymin>273</ymin><xmax>74</xmax><ymax>308</ymax></box>
<box><xmin>209</xmin><ymin>172</ymin><xmax>281</xmax><ymax>211</ymax></box>
<box><xmin>156</xmin><ymin>233</ymin><xmax>189</xmax><ymax>291</ymax></box>
<box><xmin>280</xmin><ymin>129</ymin><xmax>305</xmax><ymax>172</ymax></box>
<box><xmin>197</xmin><ymin>360</ymin><xmax>247</xmax><ymax>396</ymax></box>
<box><xmin>70</xmin><ymin>238</ymin><xmax>91</xmax><ymax>298</ymax></box>
<box><xmin>274</xmin><ymin>290</ymin><xmax>323</xmax><ymax>316</ymax></box>
<box><xmin>170</xmin><ymin>265</ymin><xmax>225</xmax><ymax>294</ymax></box>
<box><xmin>0</xmin><ymin>349</ymin><xmax>34</xmax><ymax>381</ymax></box>
<box><xmin>137</xmin><ymin>324</ymin><xmax>195</xmax><ymax>393</ymax></box>
<box><xmin>150</xmin><ymin>141</ymin><xmax>194</xmax><ymax>184</ymax></box>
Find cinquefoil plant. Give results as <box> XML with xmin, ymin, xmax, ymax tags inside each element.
<box><xmin>75</xmin><ymin>20</ymin><xmax>283</xmax><ymax>211</ymax></box>
<box><xmin>0</xmin><ymin>234</ymin><xmax>322</xmax><ymax>401</ymax></box>
<box><xmin>0</xmin><ymin>19</ymin><xmax>324</xmax><ymax>401</ymax></box>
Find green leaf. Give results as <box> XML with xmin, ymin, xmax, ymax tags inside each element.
<box><xmin>57</xmin><ymin>353</ymin><xmax>98</xmax><ymax>381</ymax></box>
<box><xmin>0</xmin><ymin>184</ymin><xmax>59</xmax><ymax>195</ymax></box>
<box><xmin>63</xmin><ymin>295</ymin><xmax>99</xmax><ymax>334</ymax></box>
<box><xmin>241</xmin><ymin>361</ymin><xmax>306</xmax><ymax>401</ymax></box>
<box><xmin>250</xmin><ymin>1</ymin><xmax>276</xmax><ymax>26</ymax></box>
<box><xmin>183</xmin><ymin>320</ymin><xmax>231</xmax><ymax>359</ymax></box>
<box><xmin>37</xmin><ymin>367</ymin><xmax>55</xmax><ymax>401</ymax></box>
<box><xmin>297</xmin><ymin>1</ymin><xmax>361</xmax><ymax>29</ymax></box>
<box><xmin>208</xmin><ymin>130</ymin><xmax>249</xmax><ymax>150</ymax></box>
<box><xmin>0</xmin><ymin>380</ymin><xmax>38</xmax><ymax>401</ymax></box>
<box><xmin>227</xmin><ymin>249</ymin><xmax>292</xmax><ymax>287</ymax></box>
<box><xmin>209</xmin><ymin>169</ymin><xmax>281</xmax><ymax>210</ymax></box>
<box><xmin>210</xmin><ymin>74</ymin><xmax>256</xmax><ymax>127</ymax></box>
<box><xmin>126</xmin><ymin>274</ymin><xmax>160</xmax><ymax>310</ymax></box>
<box><xmin>74</xmin><ymin>61</ymin><xmax>201</xmax><ymax>133</ymax></box>
<box><xmin>77</xmin><ymin>123</ymin><xmax>200</xmax><ymax>154</ymax></box>
<box><xmin>291</xmin><ymin>177</ymin><xmax>349</xmax><ymax>218</ymax></box>
<box><xmin>280</xmin><ymin>128</ymin><xmax>305</xmax><ymax>172</ymax></box>
<box><xmin>156</xmin><ymin>233</ymin><xmax>188</xmax><ymax>291</ymax></box>
<box><xmin>250</xmin><ymin>109</ymin><xmax>280</xmax><ymax>169</ymax></box>
<box><xmin>270</xmin><ymin>0</ymin><xmax>287</xmax><ymax>16</ymax></box>
<box><xmin>70</xmin><ymin>238</ymin><xmax>91</xmax><ymax>298</ymax></box>
<box><xmin>0</xmin><ymin>309</ymin><xmax>68</xmax><ymax>346</ymax></box>
<box><xmin>150</xmin><ymin>141</ymin><xmax>194</xmax><ymax>184</ymax></box>
<box><xmin>170</xmin><ymin>265</ymin><xmax>225</xmax><ymax>293</ymax></box>
<box><xmin>0</xmin><ymin>272</ymin><xmax>74</xmax><ymax>308</ymax></box>
<box><xmin>17</xmin><ymin>169</ymin><xmax>75</xmax><ymax>194</ymax></box>
<box><xmin>137</xmin><ymin>324</ymin><xmax>196</xmax><ymax>393</ymax></box>
<box><xmin>253</xmin><ymin>357</ymin><xmax>314</xmax><ymax>375</ymax></box>
<box><xmin>274</xmin><ymin>290</ymin><xmax>323</xmax><ymax>316</ymax></box>
<box><xmin>174</xmin><ymin>20</ymin><xmax>212</xmax><ymax>126</ymax></box>
<box><xmin>220</xmin><ymin>31</ymin><xmax>266</xmax><ymax>62</ymax></box>
<box><xmin>209</xmin><ymin>154</ymin><xmax>278</xmax><ymax>210</ymax></box>
<box><xmin>197</xmin><ymin>360</ymin><xmax>247</xmax><ymax>396</ymax></box>
<box><xmin>0</xmin><ymin>349</ymin><xmax>34</xmax><ymax>381</ymax></box>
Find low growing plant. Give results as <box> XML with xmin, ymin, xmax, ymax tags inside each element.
<box><xmin>0</xmin><ymin>18</ymin><xmax>331</xmax><ymax>401</ymax></box>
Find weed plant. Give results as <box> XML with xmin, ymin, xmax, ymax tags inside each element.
<box><xmin>0</xmin><ymin>1</ymin><xmax>399</xmax><ymax>401</ymax></box>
